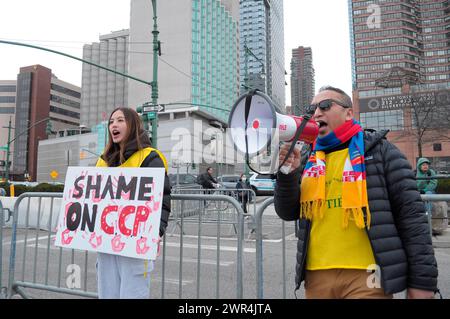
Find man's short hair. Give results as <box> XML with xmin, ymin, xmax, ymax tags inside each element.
<box><xmin>319</xmin><ymin>85</ymin><xmax>353</xmax><ymax>108</ymax></box>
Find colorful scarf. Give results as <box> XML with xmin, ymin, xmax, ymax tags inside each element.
<box><xmin>300</xmin><ymin>119</ymin><xmax>371</xmax><ymax>229</ymax></box>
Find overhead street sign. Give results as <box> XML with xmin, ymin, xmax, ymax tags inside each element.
<box><xmin>142</xmin><ymin>103</ymin><xmax>165</xmax><ymax>113</ymax></box>
<box><xmin>0</xmin><ymin>145</ymin><xmax>8</xmax><ymax>151</ymax></box>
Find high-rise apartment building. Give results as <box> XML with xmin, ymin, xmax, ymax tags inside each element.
<box><xmin>290</xmin><ymin>46</ymin><xmax>315</xmax><ymax>115</ymax></box>
<box><xmin>128</xmin><ymin>0</ymin><xmax>240</xmax><ymax>124</ymax></box>
<box><xmin>349</xmin><ymin>0</ymin><xmax>450</xmax><ymax>171</ymax></box>
<box><xmin>240</xmin><ymin>0</ymin><xmax>286</xmax><ymax>109</ymax></box>
<box><xmin>81</xmin><ymin>29</ymin><xmax>129</xmax><ymax>128</ymax></box>
<box><xmin>11</xmin><ymin>65</ymin><xmax>81</xmax><ymax>181</ymax></box>
<box><xmin>0</xmin><ymin>80</ymin><xmax>16</xmax><ymax>179</ymax></box>
<box><xmin>350</xmin><ymin>0</ymin><xmax>449</xmax><ymax>92</ymax></box>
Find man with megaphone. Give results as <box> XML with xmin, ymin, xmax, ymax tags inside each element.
<box><xmin>274</xmin><ymin>86</ymin><xmax>439</xmax><ymax>299</ymax></box>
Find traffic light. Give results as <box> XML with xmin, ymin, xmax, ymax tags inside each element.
<box><xmin>45</xmin><ymin>119</ymin><xmax>53</xmax><ymax>135</ymax></box>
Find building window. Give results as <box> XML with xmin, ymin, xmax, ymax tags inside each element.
<box><xmin>433</xmin><ymin>143</ymin><xmax>442</xmax><ymax>152</ymax></box>
<box><xmin>360</xmin><ymin>109</ymin><xmax>404</xmax><ymax>131</ymax></box>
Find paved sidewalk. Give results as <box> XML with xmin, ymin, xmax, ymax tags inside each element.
<box><xmin>433</xmin><ymin>228</ymin><xmax>450</xmax><ymax>248</ymax></box>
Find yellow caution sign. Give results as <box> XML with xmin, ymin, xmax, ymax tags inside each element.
<box><xmin>50</xmin><ymin>170</ymin><xmax>59</xmax><ymax>180</ymax></box>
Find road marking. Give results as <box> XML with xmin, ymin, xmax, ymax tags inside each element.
<box><xmin>151</xmin><ymin>277</ymin><xmax>193</xmax><ymax>286</ymax></box>
<box><xmin>25</xmin><ymin>241</ymin><xmax>256</xmax><ymax>254</ymax></box>
<box><xmin>2</xmin><ymin>234</ymin><xmax>55</xmax><ymax>246</ymax></box>
<box><xmin>164</xmin><ymin>242</ymin><xmax>256</xmax><ymax>253</ymax></box>
<box><xmin>159</xmin><ymin>256</ymin><xmax>234</xmax><ymax>266</ymax></box>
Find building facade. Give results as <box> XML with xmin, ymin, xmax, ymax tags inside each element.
<box><xmin>349</xmin><ymin>0</ymin><xmax>450</xmax><ymax>171</ymax></box>
<box><xmin>81</xmin><ymin>29</ymin><xmax>129</xmax><ymax>128</ymax></box>
<box><xmin>0</xmin><ymin>80</ymin><xmax>16</xmax><ymax>180</ymax></box>
<box><xmin>37</xmin><ymin>107</ymin><xmax>233</xmax><ymax>183</ymax></box>
<box><xmin>290</xmin><ymin>46</ymin><xmax>315</xmax><ymax>115</ymax></box>
<box><xmin>10</xmin><ymin>65</ymin><xmax>81</xmax><ymax>181</ymax></box>
<box><xmin>239</xmin><ymin>0</ymin><xmax>286</xmax><ymax>109</ymax></box>
<box><xmin>128</xmin><ymin>0</ymin><xmax>240</xmax><ymax>124</ymax></box>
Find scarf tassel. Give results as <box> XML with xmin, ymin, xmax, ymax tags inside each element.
<box><xmin>300</xmin><ymin>200</ymin><xmax>325</xmax><ymax>220</ymax></box>
<box><xmin>342</xmin><ymin>207</ymin><xmax>371</xmax><ymax>229</ymax></box>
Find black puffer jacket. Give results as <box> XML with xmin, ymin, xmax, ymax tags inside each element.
<box><xmin>274</xmin><ymin>130</ymin><xmax>438</xmax><ymax>294</ymax></box>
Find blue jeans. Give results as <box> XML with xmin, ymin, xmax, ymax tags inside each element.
<box><xmin>424</xmin><ymin>191</ymin><xmax>434</xmax><ymax>215</ymax></box>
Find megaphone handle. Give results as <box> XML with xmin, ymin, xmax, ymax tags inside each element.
<box><xmin>278</xmin><ymin>114</ymin><xmax>312</xmax><ymax>174</ymax></box>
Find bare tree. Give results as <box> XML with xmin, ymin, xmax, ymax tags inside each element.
<box><xmin>401</xmin><ymin>90</ymin><xmax>450</xmax><ymax>158</ymax></box>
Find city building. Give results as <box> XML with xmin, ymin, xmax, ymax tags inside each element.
<box><xmin>290</xmin><ymin>46</ymin><xmax>315</xmax><ymax>115</ymax></box>
<box><xmin>9</xmin><ymin>65</ymin><xmax>81</xmax><ymax>181</ymax></box>
<box><xmin>37</xmin><ymin>107</ymin><xmax>233</xmax><ymax>183</ymax></box>
<box><xmin>81</xmin><ymin>29</ymin><xmax>129</xmax><ymax>128</ymax></box>
<box><xmin>349</xmin><ymin>0</ymin><xmax>450</xmax><ymax>171</ymax></box>
<box><xmin>0</xmin><ymin>80</ymin><xmax>16</xmax><ymax>180</ymax></box>
<box><xmin>128</xmin><ymin>0</ymin><xmax>240</xmax><ymax>124</ymax></box>
<box><xmin>240</xmin><ymin>0</ymin><xmax>286</xmax><ymax>109</ymax></box>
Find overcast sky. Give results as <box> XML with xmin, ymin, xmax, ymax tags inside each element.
<box><xmin>0</xmin><ymin>0</ymin><xmax>352</xmax><ymax>105</ymax></box>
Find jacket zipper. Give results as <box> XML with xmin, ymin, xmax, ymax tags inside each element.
<box><xmin>299</xmin><ymin>220</ymin><xmax>311</xmax><ymax>284</ymax></box>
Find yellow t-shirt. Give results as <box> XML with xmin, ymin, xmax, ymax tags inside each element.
<box><xmin>306</xmin><ymin>148</ymin><xmax>376</xmax><ymax>270</ymax></box>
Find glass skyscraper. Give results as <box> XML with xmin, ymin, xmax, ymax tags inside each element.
<box><xmin>191</xmin><ymin>0</ymin><xmax>240</xmax><ymax>122</ymax></box>
<box><xmin>239</xmin><ymin>0</ymin><xmax>285</xmax><ymax>109</ymax></box>
<box><xmin>129</xmin><ymin>0</ymin><xmax>240</xmax><ymax>124</ymax></box>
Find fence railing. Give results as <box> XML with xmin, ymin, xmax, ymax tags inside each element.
<box><xmin>0</xmin><ymin>199</ymin><xmax>5</xmax><ymax>298</ymax></box>
<box><xmin>4</xmin><ymin>192</ymin><xmax>254</xmax><ymax>299</ymax></box>
<box><xmin>1</xmin><ymin>191</ymin><xmax>447</xmax><ymax>299</ymax></box>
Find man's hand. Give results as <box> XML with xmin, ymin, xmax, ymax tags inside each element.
<box><xmin>279</xmin><ymin>142</ymin><xmax>302</xmax><ymax>172</ymax></box>
<box><xmin>156</xmin><ymin>236</ymin><xmax>162</xmax><ymax>257</ymax></box>
<box><xmin>407</xmin><ymin>288</ymin><xmax>435</xmax><ymax>299</ymax></box>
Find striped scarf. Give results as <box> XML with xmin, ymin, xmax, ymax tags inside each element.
<box><xmin>300</xmin><ymin>119</ymin><xmax>371</xmax><ymax>229</ymax></box>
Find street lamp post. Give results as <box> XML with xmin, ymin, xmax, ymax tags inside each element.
<box><xmin>1</xmin><ymin>116</ymin><xmax>50</xmax><ymax>182</ymax></box>
<box><xmin>150</xmin><ymin>0</ymin><xmax>160</xmax><ymax>148</ymax></box>
<box><xmin>242</xmin><ymin>41</ymin><xmax>268</xmax><ymax>178</ymax></box>
<box><xmin>243</xmin><ymin>41</ymin><xmax>267</xmax><ymax>92</ymax></box>
<box><xmin>1</xmin><ymin>117</ymin><xmax>13</xmax><ymax>182</ymax></box>
<box><xmin>0</xmin><ymin>33</ymin><xmax>159</xmax><ymax>147</ymax></box>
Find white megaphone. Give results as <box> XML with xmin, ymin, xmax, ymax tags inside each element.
<box><xmin>228</xmin><ymin>90</ymin><xmax>318</xmax><ymax>174</ymax></box>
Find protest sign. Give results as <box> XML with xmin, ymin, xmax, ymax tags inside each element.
<box><xmin>54</xmin><ymin>166</ymin><xmax>165</xmax><ymax>260</ymax></box>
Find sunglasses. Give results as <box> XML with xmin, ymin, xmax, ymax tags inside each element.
<box><xmin>306</xmin><ymin>99</ymin><xmax>351</xmax><ymax>114</ymax></box>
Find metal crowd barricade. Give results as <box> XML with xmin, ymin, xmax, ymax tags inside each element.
<box><xmin>7</xmin><ymin>192</ymin><xmax>97</xmax><ymax>299</ymax></box>
<box><xmin>254</xmin><ymin>196</ymin><xmax>289</xmax><ymax>299</ymax></box>
<box><xmin>169</xmin><ymin>187</ymin><xmax>256</xmax><ymax>236</ymax></box>
<box><xmin>252</xmin><ymin>194</ymin><xmax>449</xmax><ymax>299</ymax></box>
<box><xmin>421</xmin><ymin>194</ymin><xmax>450</xmax><ymax>238</ymax></box>
<box><xmin>0</xmin><ymin>199</ymin><xmax>5</xmax><ymax>298</ymax></box>
<box><xmin>159</xmin><ymin>193</ymin><xmax>246</xmax><ymax>299</ymax></box>
<box><xmin>5</xmin><ymin>191</ymin><xmax>249</xmax><ymax>299</ymax></box>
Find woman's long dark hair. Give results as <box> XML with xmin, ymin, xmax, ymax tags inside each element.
<box><xmin>101</xmin><ymin>107</ymin><xmax>148</xmax><ymax>167</ymax></box>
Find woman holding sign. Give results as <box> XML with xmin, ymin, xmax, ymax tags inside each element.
<box><xmin>95</xmin><ymin>107</ymin><xmax>171</xmax><ymax>299</ymax></box>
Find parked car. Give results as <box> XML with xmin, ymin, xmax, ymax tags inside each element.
<box><xmin>168</xmin><ymin>173</ymin><xmax>198</xmax><ymax>187</ymax></box>
<box><xmin>216</xmin><ymin>175</ymin><xmax>240</xmax><ymax>190</ymax></box>
<box><xmin>215</xmin><ymin>175</ymin><xmax>239</xmax><ymax>196</ymax></box>
<box><xmin>249</xmin><ymin>173</ymin><xmax>275</xmax><ymax>196</ymax></box>
<box><xmin>216</xmin><ymin>175</ymin><xmax>255</xmax><ymax>202</ymax></box>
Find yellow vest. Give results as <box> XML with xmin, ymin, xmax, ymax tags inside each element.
<box><xmin>96</xmin><ymin>147</ymin><xmax>168</xmax><ymax>172</ymax></box>
<box><xmin>306</xmin><ymin>149</ymin><xmax>375</xmax><ymax>270</ymax></box>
